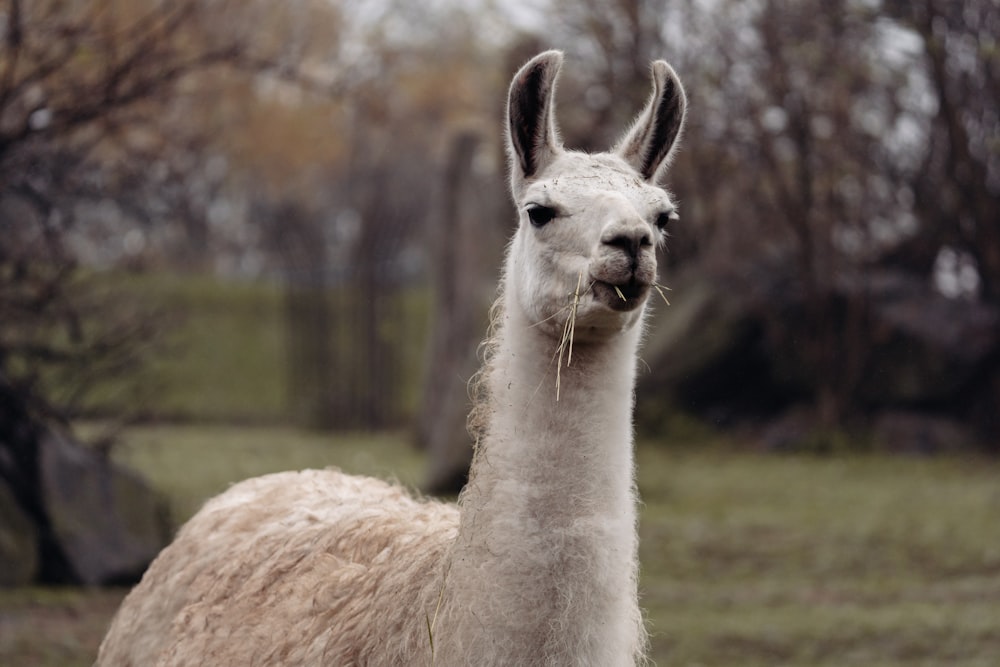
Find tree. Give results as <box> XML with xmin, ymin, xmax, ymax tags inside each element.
<box><xmin>0</xmin><ymin>0</ymin><xmax>330</xmax><ymax>583</ymax></box>
<box><xmin>883</xmin><ymin>0</ymin><xmax>1000</xmax><ymax>299</ymax></box>
<box><xmin>0</xmin><ymin>0</ymin><xmax>246</xmax><ymax>425</ymax></box>
<box><xmin>0</xmin><ymin>0</ymin><xmax>354</xmax><ymax>421</ymax></box>
<box><xmin>534</xmin><ymin>0</ymin><xmax>999</xmax><ymax>438</ymax></box>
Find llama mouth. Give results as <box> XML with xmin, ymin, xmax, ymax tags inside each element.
<box><xmin>592</xmin><ymin>279</ymin><xmax>650</xmax><ymax>311</ymax></box>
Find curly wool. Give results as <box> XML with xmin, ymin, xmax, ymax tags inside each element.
<box><xmin>98</xmin><ymin>470</ymin><xmax>456</xmax><ymax>666</ymax></box>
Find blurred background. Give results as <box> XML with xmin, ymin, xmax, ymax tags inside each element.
<box><xmin>1</xmin><ymin>0</ymin><xmax>998</xmax><ymax>665</ymax></box>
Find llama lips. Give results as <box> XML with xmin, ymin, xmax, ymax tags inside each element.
<box><xmin>592</xmin><ymin>279</ymin><xmax>650</xmax><ymax>311</ymax></box>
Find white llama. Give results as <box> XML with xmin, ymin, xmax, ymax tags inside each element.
<box><xmin>96</xmin><ymin>50</ymin><xmax>686</xmax><ymax>667</ymax></box>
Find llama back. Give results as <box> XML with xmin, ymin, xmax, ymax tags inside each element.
<box><xmin>96</xmin><ymin>469</ymin><xmax>457</xmax><ymax>666</ymax></box>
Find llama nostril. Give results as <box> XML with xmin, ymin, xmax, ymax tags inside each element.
<box><xmin>604</xmin><ymin>230</ymin><xmax>651</xmax><ymax>259</ymax></box>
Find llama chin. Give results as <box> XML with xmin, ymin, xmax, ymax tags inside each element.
<box><xmin>96</xmin><ymin>50</ymin><xmax>687</xmax><ymax>667</ymax></box>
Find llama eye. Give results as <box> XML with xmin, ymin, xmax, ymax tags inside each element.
<box><xmin>654</xmin><ymin>210</ymin><xmax>679</xmax><ymax>231</ymax></box>
<box><xmin>526</xmin><ymin>204</ymin><xmax>557</xmax><ymax>228</ymax></box>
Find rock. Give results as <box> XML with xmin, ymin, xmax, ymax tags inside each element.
<box><xmin>873</xmin><ymin>411</ymin><xmax>980</xmax><ymax>455</ymax></box>
<box><xmin>0</xmin><ymin>480</ymin><xmax>38</xmax><ymax>586</ymax></box>
<box><xmin>39</xmin><ymin>429</ymin><xmax>170</xmax><ymax>585</ymax></box>
<box><xmin>758</xmin><ymin>406</ymin><xmax>820</xmax><ymax>452</ymax></box>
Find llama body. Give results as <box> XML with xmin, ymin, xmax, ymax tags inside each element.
<box><xmin>98</xmin><ymin>471</ymin><xmax>455</xmax><ymax>665</ymax></box>
<box><xmin>97</xmin><ymin>50</ymin><xmax>686</xmax><ymax>666</ymax></box>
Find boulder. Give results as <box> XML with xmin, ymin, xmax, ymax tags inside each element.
<box><xmin>758</xmin><ymin>406</ymin><xmax>823</xmax><ymax>452</ymax></box>
<box><xmin>0</xmin><ymin>480</ymin><xmax>38</xmax><ymax>586</ymax></box>
<box><xmin>873</xmin><ymin>411</ymin><xmax>980</xmax><ymax>455</ymax></box>
<box><xmin>39</xmin><ymin>429</ymin><xmax>170</xmax><ymax>585</ymax></box>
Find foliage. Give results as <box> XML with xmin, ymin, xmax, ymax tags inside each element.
<box><xmin>0</xmin><ymin>0</ymin><xmax>292</xmax><ymax>434</ymax></box>
<box><xmin>0</xmin><ymin>256</ymin><xmax>160</xmax><ymax>428</ymax></box>
<box><xmin>2</xmin><ymin>0</ymin><xmax>998</xmax><ymax>466</ymax></box>
<box><xmin>536</xmin><ymin>0</ymin><xmax>999</xmax><ymax>428</ymax></box>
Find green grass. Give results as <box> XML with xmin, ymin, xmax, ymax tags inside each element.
<box><xmin>80</xmin><ymin>271</ymin><xmax>431</xmax><ymax>424</ymax></box>
<box><xmin>3</xmin><ymin>428</ymin><xmax>999</xmax><ymax>666</ymax></box>
<box><xmin>71</xmin><ymin>271</ymin><xmax>289</xmax><ymax>422</ymax></box>
<box><xmin>637</xmin><ymin>446</ymin><xmax>1000</xmax><ymax>665</ymax></box>
<box><xmin>141</xmin><ymin>273</ymin><xmax>289</xmax><ymax>422</ymax></box>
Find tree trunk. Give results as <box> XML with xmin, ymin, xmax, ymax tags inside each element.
<box><xmin>418</xmin><ymin>132</ymin><xmax>504</xmax><ymax>494</ymax></box>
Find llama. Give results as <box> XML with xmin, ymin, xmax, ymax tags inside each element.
<box><xmin>96</xmin><ymin>50</ymin><xmax>686</xmax><ymax>667</ymax></box>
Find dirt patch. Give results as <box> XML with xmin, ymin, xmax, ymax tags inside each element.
<box><xmin>0</xmin><ymin>587</ymin><xmax>127</xmax><ymax>667</ymax></box>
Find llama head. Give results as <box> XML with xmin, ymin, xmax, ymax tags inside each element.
<box><xmin>504</xmin><ymin>50</ymin><xmax>687</xmax><ymax>342</ymax></box>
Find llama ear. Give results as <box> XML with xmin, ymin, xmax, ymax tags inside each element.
<box><xmin>614</xmin><ymin>60</ymin><xmax>687</xmax><ymax>182</ymax></box>
<box><xmin>507</xmin><ymin>50</ymin><xmax>564</xmax><ymax>182</ymax></box>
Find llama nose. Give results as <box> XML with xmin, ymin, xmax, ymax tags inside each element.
<box><xmin>602</xmin><ymin>224</ymin><xmax>652</xmax><ymax>262</ymax></box>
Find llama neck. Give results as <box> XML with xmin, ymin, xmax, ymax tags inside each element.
<box><xmin>468</xmin><ymin>301</ymin><xmax>641</xmax><ymax>518</ymax></box>
<box><xmin>441</xmin><ymin>290</ymin><xmax>645</xmax><ymax>665</ymax></box>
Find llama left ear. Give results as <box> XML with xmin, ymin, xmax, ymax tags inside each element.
<box><xmin>614</xmin><ymin>60</ymin><xmax>687</xmax><ymax>182</ymax></box>
<box><xmin>507</xmin><ymin>50</ymin><xmax>564</xmax><ymax>184</ymax></box>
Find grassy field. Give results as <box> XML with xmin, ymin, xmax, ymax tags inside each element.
<box><xmin>638</xmin><ymin>447</ymin><xmax>1000</xmax><ymax>665</ymax></box>
<box><xmin>3</xmin><ymin>426</ymin><xmax>998</xmax><ymax>666</ymax></box>
<box><xmin>77</xmin><ymin>272</ymin><xmax>431</xmax><ymax>424</ymax></box>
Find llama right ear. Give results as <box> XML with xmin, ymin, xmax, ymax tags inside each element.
<box><xmin>614</xmin><ymin>60</ymin><xmax>687</xmax><ymax>182</ymax></box>
<box><xmin>507</xmin><ymin>50</ymin><xmax>564</xmax><ymax>184</ymax></box>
